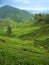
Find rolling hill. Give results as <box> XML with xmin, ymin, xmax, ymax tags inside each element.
<box><xmin>0</xmin><ymin>5</ymin><xmax>33</xmax><ymax>22</ymax></box>
<box><xmin>0</xmin><ymin>5</ymin><xmax>49</xmax><ymax>65</ymax></box>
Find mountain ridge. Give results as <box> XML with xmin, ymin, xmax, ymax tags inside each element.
<box><xmin>0</xmin><ymin>5</ymin><xmax>33</xmax><ymax>22</ymax></box>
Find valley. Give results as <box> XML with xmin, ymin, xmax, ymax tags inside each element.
<box><xmin>0</xmin><ymin>6</ymin><xmax>49</xmax><ymax>65</ymax></box>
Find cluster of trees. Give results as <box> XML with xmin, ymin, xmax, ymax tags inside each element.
<box><xmin>34</xmin><ymin>14</ymin><xmax>49</xmax><ymax>24</ymax></box>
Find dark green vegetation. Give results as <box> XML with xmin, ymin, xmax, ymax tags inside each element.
<box><xmin>0</xmin><ymin>6</ymin><xmax>49</xmax><ymax>65</ymax></box>
<box><xmin>0</xmin><ymin>5</ymin><xmax>33</xmax><ymax>22</ymax></box>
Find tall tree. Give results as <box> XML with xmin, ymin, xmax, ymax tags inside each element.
<box><xmin>7</xmin><ymin>25</ymin><xmax>12</xmax><ymax>36</ymax></box>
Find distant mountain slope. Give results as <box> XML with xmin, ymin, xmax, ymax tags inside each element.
<box><xmin>29</xmin><ymin>10</ymin><xmax>49</xmax><ymax>14</ymax></box>
<box><xmin>0</xmin><ymin>5</ymin><xmax>33</xmax><ymax>22</ymax></box>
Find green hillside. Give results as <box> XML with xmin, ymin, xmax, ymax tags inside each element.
<box><xmin>0</xmin><ymin>5</ymin><xmax>33</xmax><ymax>22</ymax></box>
<box><xmin>0</xmin><ymin>6</ymin><xmax>49</xmax><ymax>65</ymax></box>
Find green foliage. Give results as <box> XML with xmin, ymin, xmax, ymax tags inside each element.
<box><xmin>0</xmin><ymin>6</ymin><xmax>49</xmax><ymax>65</ymax></box>
<box><xmin>7</xmin><ymin>25</ymin><xmax>12</xmax><ymax>36</ymax></box>
<box><xmin>34</xmin><ymin>14</ymin><xmax>49</xmax><ymax>24</ymax></box>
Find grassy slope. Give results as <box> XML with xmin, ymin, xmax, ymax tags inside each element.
<box><xmin>0</xmin><ymin>20</ymin><xmax>49</xmax><ymax>65</ymax></box>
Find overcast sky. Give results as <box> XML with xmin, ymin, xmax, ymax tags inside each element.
<box><xmin>0</xmin><ymin>0</ymin><xmax>49</xmax><ymax>11</ymax></box>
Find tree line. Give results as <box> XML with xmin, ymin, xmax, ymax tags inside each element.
<box><xmin>34</xmin><ymin>14</ymin><xmax>49</xmax><ymax>24</ymax></box>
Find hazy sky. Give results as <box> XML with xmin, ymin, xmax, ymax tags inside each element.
<box><xmin>0</xmin><ymin>0</ymin><xmax>49</xmax><ymax>10</ymax></box>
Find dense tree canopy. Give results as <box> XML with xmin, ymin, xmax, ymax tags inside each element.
<box><xmin>34</xmin><ymin>14</ymin><xmax>49</xmax><ymax>24</ymax></box>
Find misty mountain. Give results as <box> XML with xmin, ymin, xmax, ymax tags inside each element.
<box><xmin>0</xmin><ymin>5</ymin><xmax>33</xmax><ymax>22</ymax></box>
<box><xmin>29</xmin><ymin>10</ymin><xmax>49</xmax><ymax>14</ymax></box>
